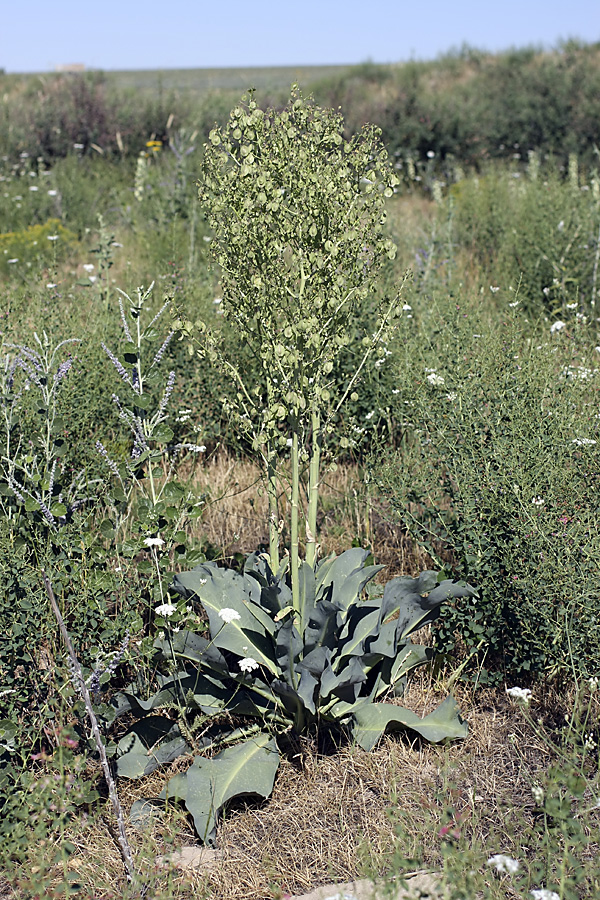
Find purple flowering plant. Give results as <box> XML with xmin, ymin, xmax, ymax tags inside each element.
<box><xmin>97</xmin><ymin>282</ymin><xmax>207</xmax><ymax>611</ymax></box>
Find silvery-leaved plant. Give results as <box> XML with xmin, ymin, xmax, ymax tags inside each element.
<box><xmin>111</xmin><ymin>90</ymin><xmax>473</xmax><ymax>845</ymax></box>
<box><xmin>0</xmin><ymin>331</ymin><xmax>86</xmax><ymax>535</ymax></box>
<box><xmin>111</xmin><ymin>549</ymin><xmax>474</xmax><ymax>844</ymax></box>
<box><xmin>178</xmin><ymin>87</ymin><xmax>405</xmax><ymax>607</ymax></box>
<box><xmin>97</xmin><ymin>283</ymin><xmax>206</xmax><ymax>607</ymax></box>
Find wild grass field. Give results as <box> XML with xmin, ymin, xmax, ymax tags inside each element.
<box><xmin>1</xmin><ymin>45</ymin><xmax>600</xmax><ymax>900</ymax></box>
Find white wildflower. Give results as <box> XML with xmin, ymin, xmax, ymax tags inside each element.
<box><xmin>530</xmin><ymin>890</ymin><xmax>560</xmax><ymax>900</ymax></box>
<box><xmin>239</xmin><ymin>657</ymin><xmax>259</xmax><ymax>673</ymax></box>
<box><xmin>589</xmin><ymin>676</ymin><xmax>598</xmax><ymax>691</ymax></box>
<box><xmin>566</xmin><ymin>302</ymin><xmax>578</xmax><ymax>309</ymax></box>
<box><xmin>508</xmin><ymin>301</ymin><xmax>519</xmax><ymax>307</ymax></box>
<box><xmin>550</xmin><ymin>321</ymin><xmax>565</xmax><ymax>333</ymax></box>
<box><xmin>490</xmin><ymin>286</ymin><xmax>500</xmax><ymax>293</ymax></box>
<box><xmin>144</xmin><ymin>536</ymin><xmax>165</xmax><ymax>548</ymax></box>
<box><xmin>47</xmin><ymin>189</ymin><xmax>57</xmax><ymax>196</ymax></box>
<box><xmin>46</xmin><ymin>283</ymin><xmax>57</xmax><ymax>289</ymax></box>
<box><xmin>531</xmin><ymin>496</ymin><xmax>544</xmax><ymax>506</ymax></box>
<box><xmin>7</xmin><ymin>258</ymin><xmax>18</xmax><ymax>264</ymax></box>
<box><xmin>82</xmin><ymin>263</ymin><xmax>95</xmax><ymax>272</ymax></box>
<box><xmin>487</xmin><ymin>854</ymin><xmax>519</xmax><ymax>874</ymax></box>
<box><xmin>572</xmin><ymin>438</ymin><xmax>596</xmax><ymax>446</ymax></box>
<box><xmin>155</xmin><ymin>603</ymin><xmax>177</xmax><ymax>617</ymax></box>
<box><xmin>218</xmin><ymin>607</ymin><xmax>241</xmax><ymax>624</ymax></box>
<box><xmin>532</xmin><ymin>784</ymin><xmax>544</xmax><ymax>804</ymax></box>
<box><xmin>426</xmin><ymin>372</ymin><xmax>445</xmax><ymax>386</ymax></box>
<box><xmin>29</xmin><ymin>185</ymin><xmax>38</xmax><ymax>192</ymax></box>
<box><xmin>506</xmin><ymin>687</ymin><xmax>532</xmax><ymax>706</ymax></box>
<box><xmin>47</xmin><ymin>234</ymin><xmax>59</xmax><ymax>241</ymax></box>
<box><xmin>445</xmin><ymin>392</ymin><xmax>457</xmax><ymax>401</ymax></box>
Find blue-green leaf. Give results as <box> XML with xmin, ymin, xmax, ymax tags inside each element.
<box><xmin>162</xmin><ymin>733</ymin><xmax>279</xmax><ymax>845</ymax></box>
<box><xmin>116</xmin><ymin>717</ymin><xmax>189</xmax><ymax>778</ymax></box>
<box><xmin>352</xmin><ymin>695</ymin><xmax>468</xmax><ymax>752</ymax></box>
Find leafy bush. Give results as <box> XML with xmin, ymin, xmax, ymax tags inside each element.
<box><xmin>375</xmin><ymin>299</ymin><xmax>600</xmax><ymax>683</ymax></box>
<box><xmin>0</xmin><ymin>71</ymin><xmax>188</xmax><ymax>162</ymax></box>
<box><xmin>313</xmin><ymin>42</ymin><xmax>600</xmax><ymax>168</ymax></box>
<box><xmin>450</xmin><ymin>163</ymin><xmax>600</xmax><ymax>316</ymax></box>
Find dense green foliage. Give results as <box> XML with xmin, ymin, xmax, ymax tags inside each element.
<box><xmin>375</xmin><ymin>298</ymin><xmax>600</xmax><ymax>683</ymax></box>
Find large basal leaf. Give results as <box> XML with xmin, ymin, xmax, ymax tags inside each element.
<box><xmin>162</xmin><ymin>732</ymin><xmax>279</xmax><ymax>845</ymax></box>
<box><xmin>381</xmin><ymin>573</ymin><xmax>476</xmax><ymax>643</ymax></box>
<box><xmin>172</xmin><ymin>566</ymin><xmax>278</xmax><ymax>674</ymax></box>
<box><xmin>352</xmin><ymin>695</ymin><xmax>468</xmax><ymax>752</ymax></box>
<box><xmin>116</xmin><ymin>716</ymin><xmax>190</xmax><ymax>778</ymax></box>
<box><xmin>337</xmin><ymin>600</ymin><xmax>383</xmax><ymax>660</ymax></box>
<box><xmin>303</xmin><ymin>598</ymin><xmax>338</xmax><ymax>654</ymax></box>
<box><xmin>116</xmin><ymin>665</ymin><xmax>240</xmax><ymax>719</ymax></box>
<box><xmin>155</xmin><ymin>630</ymin><xmax>229</xmax><ymax>676</ymax></box>
<box><xmin>275</xmin><ymin>616</ymin><xmax>303</xmax><ymax>685</ymax></box>
<box><xmin>244</xmin><ymin>552</ymin><xmax>293</xmax><ymax>617</ymax></box>
<box><xmin>294</xmin><ymin>646</ymin><xmax>333</xmax><ymax>715</ymax></box>
<box><xmin>320</xmin><ymin>655</ymin><xmax>367</xmax><ymax>705</ymax></box>
<box><xmin>316</xmin><ymin>548</ymin><xmax>384</xmax><ymax>612</ymax></box>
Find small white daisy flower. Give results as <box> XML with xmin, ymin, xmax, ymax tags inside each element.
<box><xmin>506</xmin><ymin>687</ymin><xmax>532</xmax><ymax>706</ymax></box>
<box><xmin>239</xmin><ymin>657</ymin><xmax>259</xmax><ymax>673</ymax></box>
<box><xmin>155</xmin><ymin>603</ymin><xmax>177</xmax><ymax>617</ymax></box>
<box><xmin>218</xmin><ymin>608</ymin><xmax>241</xmax><ymax>624</ymax></box>
<box><xmin>487</xmin><ymin>854</ymin><xmax>519</xmax><ymax>874</ymax></box>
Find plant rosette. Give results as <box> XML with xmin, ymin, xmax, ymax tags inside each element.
<box><xmin>110</xmin><ymin>548</ymin><xmax>474</xmax><ymax>844</ymax></box>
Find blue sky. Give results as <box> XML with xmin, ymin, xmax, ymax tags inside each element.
<box><xmin>3</xmin><ymin>0</ymin><xmax>599</xmax><ymax>72</ymax></box>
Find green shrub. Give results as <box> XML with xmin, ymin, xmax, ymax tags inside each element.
<box><xmin>450</xmin><ymin>163</ymin><xmax>600</xmax><ymax>316</ymax></box>
<box><xmin>375</xmin><ymin>297</ymin><xmax>600</xmax><ymax>683</ymax></box>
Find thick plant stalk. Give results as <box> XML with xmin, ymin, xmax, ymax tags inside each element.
<box><xmin>305</xmin><ymin>405</ymin><xmax>321</xmax><ymax>569</ymax></box>
<box><xmin>42</xmin><ymin>571</ymin><xmax>138</xmax><ymax>887</ymax></box>
<box><xmin>290</xmin><ymin>425</ymin><xmax>300</xmax><ymax>612</ymax></box>
<box><xmin>266</xmin><ymin>449</ymin><xmax>280</xmax><ymax>574</ymax></box>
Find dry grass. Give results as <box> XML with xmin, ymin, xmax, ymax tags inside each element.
<box><xmin>5</xmin><ymin>679</ymin><xmax>597</xmax><ymax>900</ymax></box>
<box><xmin>186</xmin><ymin>449</ymin><xmax>434</xmax><ymax>577</ymax></box>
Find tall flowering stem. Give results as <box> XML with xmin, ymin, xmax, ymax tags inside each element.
<box><xmin>187</xmin><ymin>88</ymin><xmax>403</xmax><ymax>607</ymax></box>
